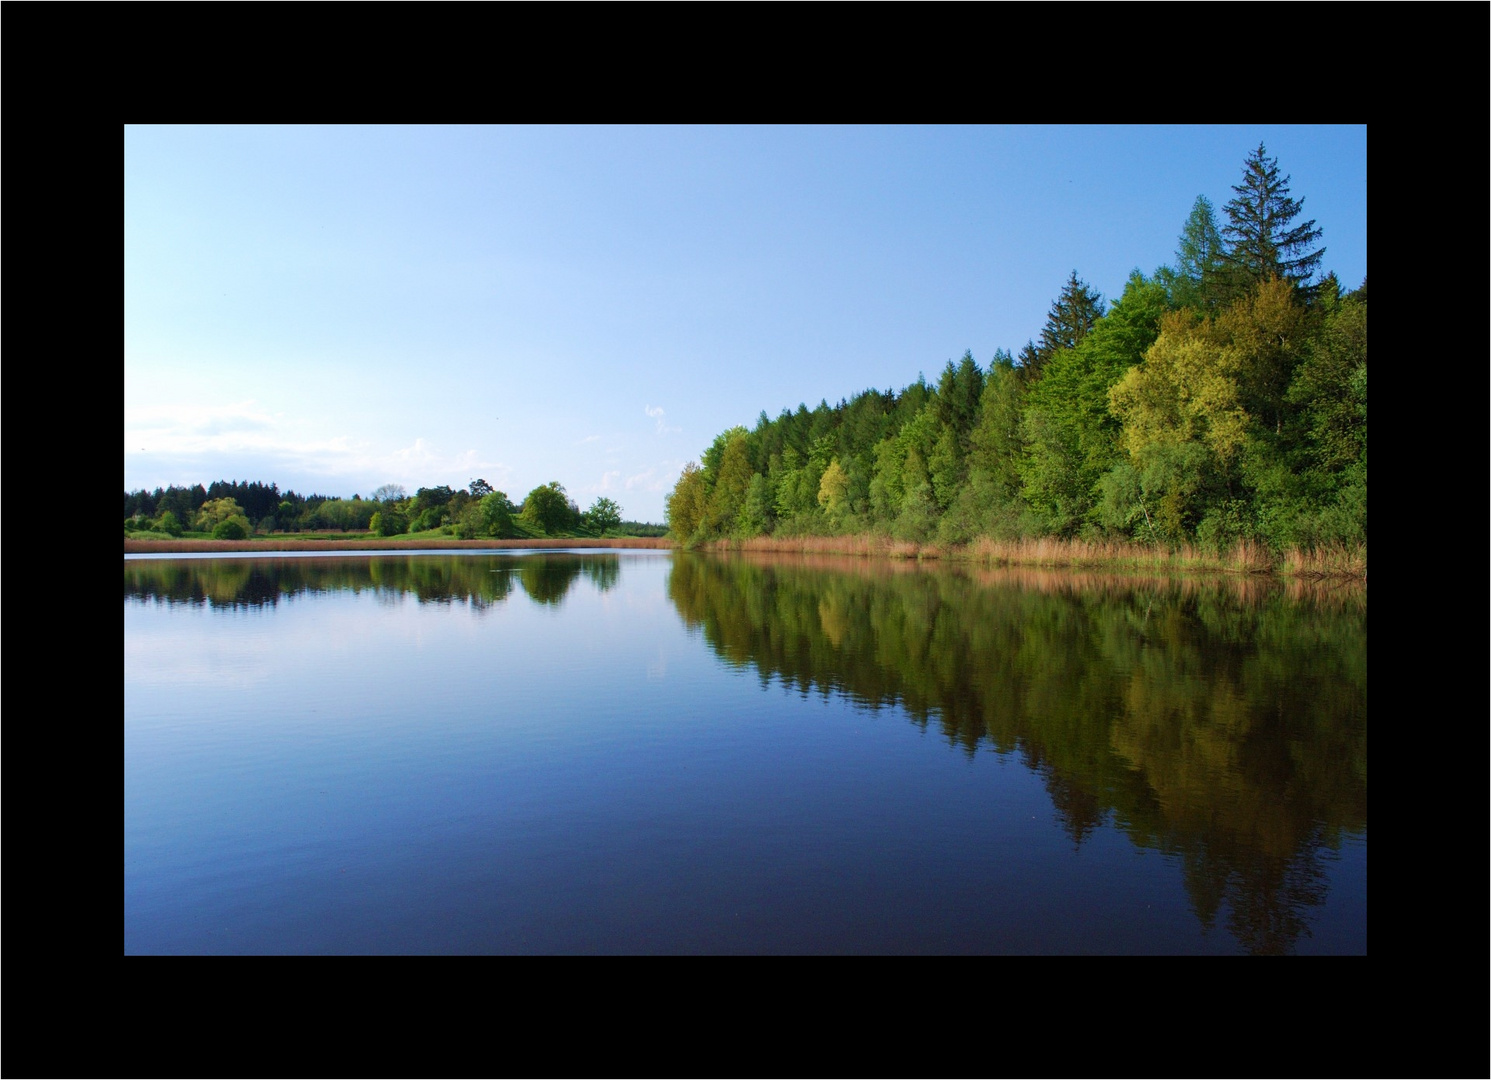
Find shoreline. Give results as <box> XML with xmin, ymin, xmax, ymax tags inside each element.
<box><xmin>124</xmin><ymin>532</ymin><xmax>1364</xmax><ymax>579</ymax></box>
<box><xmin>125</xmin><ymin>536</ymin><xmax>673</xmax><ymax>554</ymax></box>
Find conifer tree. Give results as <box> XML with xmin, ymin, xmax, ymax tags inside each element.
<box><xmin>1167</xmin><ymin>195</ymin><xmax>1225</xmax><ymax>310</ymax></box>
<box><xmin>1220</xmin><ymin>145</ymin><xmax>1324</xmax><ymax>298</ymax></box>
<box><xmin>1018</xmin><ymin>272</ymin><xmax>1105</xmax><ymax>381</ymax></box>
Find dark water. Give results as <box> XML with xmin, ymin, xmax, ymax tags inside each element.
<box><xmin>123</xmin><ymin>550</ymin><xmax>1366</xmax><ymax>954</ymax></box>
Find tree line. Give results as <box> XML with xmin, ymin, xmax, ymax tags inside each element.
<box><xmin>125</xmin><ymin>477</ymin><xmax>659</xmax><ymax>540</ymax></box>
<box><xmin>667</xmin><ymin>145</ymin><xmax>1366</xmax><ymax>553</ymax></box>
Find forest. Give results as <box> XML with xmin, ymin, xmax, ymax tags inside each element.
<box><xmin>665</xmin><ymin>146</ymin><xmax>1366</xmax><ymax>558</ymax></box>
<box><xmin>123</xmin><ymin>477</ymin><xmax>662</xmax><ymax>541</ymax></box>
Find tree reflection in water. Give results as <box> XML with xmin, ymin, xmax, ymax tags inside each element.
<box><xmin>665</xmin><ymin>552</ymin><xmax>1366</xmax><ymax>955</ymax></box>
<box><xmin>124</xmin><ymin>552</ymin><xmax>622</xmax><ymax>613</ymax></box>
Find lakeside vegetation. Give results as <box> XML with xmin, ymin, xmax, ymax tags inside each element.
<box><xmin>125</xmin><ymin>477</ymin><xmax>667</xmax><ymax>545</ymax></box>
<box><xmin>124</xmin><ymin>535</ymin><xmax>670</xmax><ymax>554</ymax></box>
<box><xmin>665</xmin><ymin>146</ymin><xmax>1366</xmax><ymax>578</ymax></box>
<box><xmin>693</xmin><ymin>534</ymin><xmax>1365</xmax><ymax>579</ymax></box>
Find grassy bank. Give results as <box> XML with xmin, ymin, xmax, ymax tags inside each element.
<box><xmin>698</xmin><ymin>533</ymin><xmax>1365</xmax><ymax>579</ymax></box>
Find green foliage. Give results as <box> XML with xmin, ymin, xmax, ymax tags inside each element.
<box><xmin>212</xmin><ymin>516</ymin><xmax>250</xmax><ymax>540</ymax></box>
<box><xmin>705</xmin><ymin>430</ymin><xmax>755</xmax><ymax>535</ymax></box>
<box><xmin>1020</xmin><ymin>272</ymin><xmax>1168</xmax><ymax>534</ymax></box>
<box><xmin>1216</xmin><ymin>278</ymin><xmax>1311</xmax><ymax>437</ymax></box>
<box><xmin>966</xmin><ymin>352</ymin><xmax>1025</xmax><ymax>504</ymax></box>
<box><xmin>928</xmin><ymin>425</ymin><xmax>961</xmax><ymax>510</ymax></box>
<box><xmin>935</xmin><ymin>352</ymin><xmax>984</xmax><ymax>450</ymax></box>
<box><xmin>773</xmin><ymin>445</ymin><xmax>824</xmax><ymax>524</ymax></box>
<box><xmin>817</xmin><ymin>459</ymin><xmax>850</xmax><ymax>521</ymax></box>
<box><xmin>1019</xmin><ymin>272</ymin><xmax>1106</xmax><ymax>381</ymax></box>
<box><xmin>480</xmin><ymin>491</ymin><xmax>516</xmax><ymax>536</ymax></box>
<box><xmin>893</xmin><ymin>444</ymin><xmax>937</xmax><ymax>540</ymax></box>
<box><xmin>585</xmin><ymin>496</ymin><xmax>623</xmax><ymax>534</ymax></box>
<box><xmin>518</xmin><ymin>480</ymin><xmax>575</xmax><ymax>537</ymax></box>
<box><xmin>307</xmin><ymin>498</ymin><xmax>375</xmax><ymax>533</ymax></box>
<box><xmin>193</xmin><ymin>497</ymin><xmax>248</xmax><ymax>534</ymax></box>
<box><xmin>520</xmin><ymin>482</ymin><xmax>578</xmax><ymax>535</ymax></box>
<box><xmin>738</xmin><ymin>473</ymin><xmax>773</xmax><ymax>536</ymax></box>
<box><xmin>867</xmin><ymin>436</ymin><xmax>904</xmax><ymax>522</ymax></box>
<box><xmin>154</xmin><ymin>510</ymin><xmax>184</xmax><ymax>537</ymax></box>
<box><xmin>1288</xmin><ymin>292</ymin><xmax>1367</xmax><ymax>475</ymax></box>
<box><xmin>1110</xmin><ymin>311</ymin><xmax>1248</xmax><ymax>468</ymax></box>
<box><xmin>666</xmin><ymin>462</ymin><xmax>707</xmax><ymax>543</ymax></box>
<box><xmin>370</xmin><ymin>509</ymin><xmax>409</xmax><ymax>537</ymax></box>
<box><xmin>1164</xmin><ymin>195</ymin><xmax>1225</xmax><ymax>311</ymax></box>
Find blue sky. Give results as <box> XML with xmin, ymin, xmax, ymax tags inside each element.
<box><xmin>124</xmin><ymin>125</ymin><xmax>1366</xmax><ymax>524</ymax></box>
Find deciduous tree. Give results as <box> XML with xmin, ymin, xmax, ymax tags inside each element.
<box><xmin>520</xmin><ymin>482</ymin><xmax>577</xmax><ymax>535</ymax></box>
<box><xmin>666</xmin><ymin>463</ymin><xmax>707</xmax><ymax>543</ymax></box>
<box><xmin>585</xmin><ymin>496</ymin><xmax>622</xmax><ymax>534</ymax></box>
<box><xmin>817</xmin><ymin>459</ymin><xmax>850</xmax><ymax>520</ymax></box>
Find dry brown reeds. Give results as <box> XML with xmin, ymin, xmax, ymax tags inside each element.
<box><xmin>700</xmin><ymin>533</ymin><xmax>1364</xmax><ymax>579</ymax></box>
<box><xmin>1279</xmin><ymin>542</ymin><xmax>1368</xmax><ymax>579</ymax></box>
<box><xmin>704</xmin><ymin>534</ymin><xmax>930</xmax><ymax>559</ymax></box>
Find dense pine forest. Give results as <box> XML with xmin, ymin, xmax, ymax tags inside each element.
<box><xmin>665</xmin><ymin>145</ymin><xmax>1366</xmax><ymax>558</ymax></box>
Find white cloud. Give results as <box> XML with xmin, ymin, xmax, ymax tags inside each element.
<box><xmin>624</xmin><ymin>462</ymin><xmax>684</xmax><ymax>493</ymax></box>
<box><xmin>124</xmin><ymin>401</ymin><xmax>513</xmax><ymax>496</ymax></box>
<box><xmin>126</xmin><ymin>400</ymin><xmax>279</xmax><ymax>443</ymax></box>
<box><xmin>582</xmin><ymin>470</ymin><xmax>623</xmax><ymax>497</ymax></box>
<box><xmin>392</xmin><ymin>437</ymin><xmax>439</xmax><ymax>463</ymax></box>
<box><xmin>644</xmin><ymin>404</ymin><xmax>681</xmax><ymax>436</ymax></box>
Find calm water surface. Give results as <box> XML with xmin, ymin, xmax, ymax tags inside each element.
<box><xmin>124</xmin><ymin>550</ymin><xmax>1366</xmax><ymax>954</ymax></box>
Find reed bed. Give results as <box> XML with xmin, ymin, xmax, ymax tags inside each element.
<box><xmin>968</xmin><ymin>536</ymin><xmax>1278</xmax><ymax>573</ymax></box>
<box><xmin>1279</xmin><ymin>542</ymin><xmax>1368</xmax><ymax>579</ymax></box>
<box><xmin>705</xmin><ymin>534</ymin><xmax>928</xmax><ymax>559</ymax></box>
<box><xmin>702</xmin><ymin>533</ymin><xmax>1363</xmax><ymax>578</ymax></box>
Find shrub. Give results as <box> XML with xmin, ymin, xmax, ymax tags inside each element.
<box><xmin>212</xmin><ymin>516</ymin><xmax>249</xmax><ymax>540</ymax></box>
<box><xmin>371</xmin><ymin>510</ymin><xmax>409</xmax><ymax>537</ymax></box>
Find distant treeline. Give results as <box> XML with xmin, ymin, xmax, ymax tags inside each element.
<box><xmin>125</xmin><ymin>477</ymin><xmax>662</xmax><ymax>540</ymax></box>
<box><xmin>668</xmin><ymin>145</ymin><xmax>1366</xmax><ymax>554</ymax></box>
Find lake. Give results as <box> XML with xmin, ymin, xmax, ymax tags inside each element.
<box><xmin>124</xmin><ymin>549</ymin><xmax>1366</xmax><ymax>954</ymax></box>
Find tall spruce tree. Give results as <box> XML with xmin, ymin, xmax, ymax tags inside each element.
<box><xmin>1018</xmin><ymin>271</ymin><xmax>1105</xmax><ymax>381</ymax></box>
<box><xmin>1220</xmin><ymin>145</ymin><xmax>1325</xmax><ymax>298</ymax></box>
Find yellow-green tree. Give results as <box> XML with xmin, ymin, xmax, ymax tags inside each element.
<box><xmin>1109</xmin><ymin>312</ymin><xmax>1249</xmax><ymax>468</ymax></box>
<box><xmin>1106</xmin><ymin>311</ymin><xmax>1242</xmax><ymax>539</ymax></box>
<box><xmin>193</xmin><ymin>497</ymin><xmax>248</xmax><ymax>533</ymax></box>
<box><xmin>666</xmin><ymin>462</ymin><xmax>707</xmax><ymax>543</ymax></box>
<box><xmin>817</xmin><ymin>458</ymin><xmax>850</xmax><ymax>521</ymax></box>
